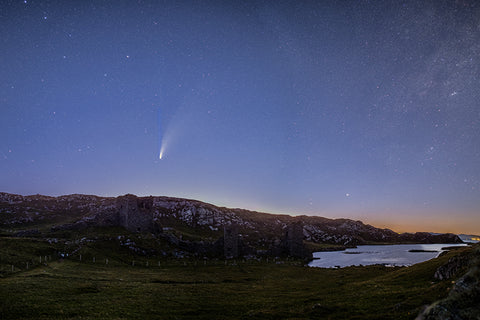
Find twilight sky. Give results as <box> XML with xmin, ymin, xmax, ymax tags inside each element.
<box><xmin>1</xmin><ymin>0</ymin><xmax>479</xmax><ymax>234</ymax></box>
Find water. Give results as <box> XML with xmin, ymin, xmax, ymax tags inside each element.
<box><xmin>308</xmin><ymin>243</ymin><xmax>467</xmax><ymax>268</ymax></box>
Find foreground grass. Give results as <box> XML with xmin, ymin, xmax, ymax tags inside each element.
<box><xmin>0</xmin><ymin>247</ymin><xmax>464</xmax><ymax>320</ymax></box>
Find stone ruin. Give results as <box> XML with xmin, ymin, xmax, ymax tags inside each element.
<box><xmin>221</xmin><ymin>222</ymin><xmax>308</xmax><ymax>259</ymax></box>
<box><xmin>116</xmin><ymin>194</ymin><xmax>153</xmax><ymax>232</ymax></box>
<box><xmin>283</xmin><ymin>222</ymin><xmax>306</xmax><ymax>258</ymax></box>
<box><xmin>223</xmin><ymin>224</ymin><xmax>239</xmax><ymax>259</ymax></box>
<box><xmin>114</xmin><ymin>195</ymin><xmax>308</xmax><ymax>259</ymax></box>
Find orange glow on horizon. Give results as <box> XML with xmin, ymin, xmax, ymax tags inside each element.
<box><xmin>365</xmin><ymin>218</ymin><xmax>478</xmax><ymax>235</ymax></box>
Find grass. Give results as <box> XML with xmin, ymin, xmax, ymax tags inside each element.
<box><xmin>1</xmin><ymin>240</ymin><xmax>472</xmax><ymax>320</ymax></box>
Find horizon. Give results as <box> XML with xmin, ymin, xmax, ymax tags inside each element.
<box><xmin>1</xmin><ymin>190</ymin><xmax>477</xmax><ymax>235</ymax></box>
<box><xmin>1</xmin><ymin>1</ymin><xmax>479</xmax><ymax>236</ymax></box>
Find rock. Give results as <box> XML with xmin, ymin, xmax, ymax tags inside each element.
<box><xmin>417</xmin><ymin>245</ymin><xmax>480</xmax><ymax>320</ymax></box>
<box><xmin>434</xmin><ymin>256</ymin><xmax>470</xmax><ymax>281</ymax></box>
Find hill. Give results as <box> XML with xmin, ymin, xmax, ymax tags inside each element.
<box><xmin>0</xmin><ymin>192</ymin><xmax>462</xmax><ymax>260</ymax></box>
<box><xmin>0</xmin><ymin>192</ymin><xmax>476</xmax><ymax>319</ymax></box>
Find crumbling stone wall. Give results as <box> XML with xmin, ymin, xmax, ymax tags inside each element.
<box><xmin>116</xmin><ymin>194</ymin><xmax>153</xmax><ymax>232</ymax></box>
<box><xmin>224</xmin><ymin>224</ymin><xmax>239</xmax><ymax>258</ymax></box>
<box><xmin>284</xmin><ymin>222</ymin><xmax>305</xmax><ymax>258</ymax></box>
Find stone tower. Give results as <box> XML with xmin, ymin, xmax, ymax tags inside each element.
<box><xmin>116</xmin><ymin>194</ymin><xmax>153</xmax><ymax>232</ymax></box>
<box><xmin>224</xmin><ymin>224</ymin><xmax>239</xmax><ymax>259</ymax></box>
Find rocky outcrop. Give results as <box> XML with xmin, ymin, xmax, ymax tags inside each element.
<box><xmin>434</xmin><ymin>256</ymin><xmax>471</xmax><ymax>281</ymax></box>
<box><xmin>417</xmin><ymin>245</ymin><xmax>480</xmax><ymax>320</ymax></box>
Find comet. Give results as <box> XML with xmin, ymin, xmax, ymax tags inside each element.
<box><xmin>158</xmin><ymin>131</ymin><xmax>172</xmax><ymax>160</ymax></box>
<box><xmin>158</xmin><ymin>111</ymin><xmax>171</xmax><ymax>160</ymax></box>
<box><xmin>159</xmin><ymin>145</ymin><xmax>164</xmax><ymax>160</ymax></box>
<box><xmin>157</xmin><ymin>105</ymin><xmax>182</xmax><ymax>161</ymax></box>
<box><xmin>158</xmin><ymin>107</ymin><xmax>164</xmax><ymax>159</ymax></box>
<box><xmin>157</xmin><ymin>93</ymin><xmax>193</xmax><ymax>161</ymax></box>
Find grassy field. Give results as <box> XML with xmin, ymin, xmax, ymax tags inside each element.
<box><xmin>1</xmin><ymin>238</ymin><xmax>472</xmax><ymax>320</ymax></box>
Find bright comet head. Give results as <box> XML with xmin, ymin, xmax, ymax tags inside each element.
<box><xmin>159</xmin><ymin>142</ymin><xmax>166</xmax><ymax>160</ymax></box>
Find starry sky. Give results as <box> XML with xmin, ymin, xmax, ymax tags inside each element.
<box><xmin>1</xmin><ymin>0</ymin><xmax>479</xmax><ymax>234</ymax></box>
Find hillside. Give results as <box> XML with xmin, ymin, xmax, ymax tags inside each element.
<box><xmin>0</xmin><ymin>192</ymin><xmax>462</xmax><ymax>260</ymax></box>
<box><xmin>0</xmin><ymin>234</ymin><xmax>478</xmax><ymax>319</ymax></box>
<box><xmin>0</xmin><ymin>192</ymin><xmax>477</xmax><ymax>319</ymax></box>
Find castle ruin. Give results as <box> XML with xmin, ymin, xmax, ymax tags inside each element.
<box><xmin>116</xmin><ymin>194</ymin><xmax>153</xmax><ymax>232</ymax></box>
<box><xmin>223</xmin><ymin>224</ymin><xmax>239</xmax><ymax>259</ymax></box>
<box><xmin>284</xmin><ymin>222</ymin><xmax>305</xmax><ymax>258</ymax></box>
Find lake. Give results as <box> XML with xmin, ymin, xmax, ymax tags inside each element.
<box><xmin>308</xmin><ymin>243</ymin><xmax>468</xmax><ymax>268</ymax></box>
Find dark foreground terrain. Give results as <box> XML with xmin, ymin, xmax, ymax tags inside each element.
<box><xmin>1</xmin><ymin>236</ymin><xmax>479</xmax><ymax>320</ymax></box>
<box><xmin>1</xmin><ymin>193</ymin><xmax>477</xmax><ymax>319</ymax></box>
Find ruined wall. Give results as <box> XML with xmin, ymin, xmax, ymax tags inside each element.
<box><xmin>285</xmin><ymin>222</ymin><xmax>305</xmax><ymax>258</ymax></box>
<box><xmin>116</xmin><ymin>195</ymin><xmax>153</xmax><ymax>232</ymax></box>
<box><xmin>224</xmin><ymin>224</ymin><xmax>239</xmax><ymax>258</ymax></box>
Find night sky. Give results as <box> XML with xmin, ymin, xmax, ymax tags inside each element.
<box><xmin>1</xmin><ymin>0</ymin><xmax>479</xmax><ymax>234</ymax></box>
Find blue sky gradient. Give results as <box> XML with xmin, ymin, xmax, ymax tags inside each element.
<box><xmin>1</xmin><ymin>0</ymin><xmax>479</xmax><ymax>233</ymax></box>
